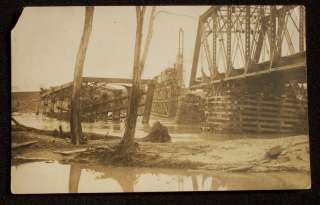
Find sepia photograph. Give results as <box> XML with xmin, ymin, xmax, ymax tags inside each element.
<box><xmin>11</xmin><ymin>5</ymin><xmax>310</xmax><ymax>193</ymax></box>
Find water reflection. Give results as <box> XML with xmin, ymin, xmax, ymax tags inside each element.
<box><xmin>11</xmin><ymin>161</ymin><xmax>310</xmax><ymax>194</ymax></box>
<box><xmin>68</xmin><ymin>164</ymin><xmax>81</xmax><ymax>193</ymax></box>
<box><xmin>67</xmin><ymin>164</ymin><xmax>213</xmax><ymax>193</ymax></box>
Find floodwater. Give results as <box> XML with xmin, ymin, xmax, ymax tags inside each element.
<box><xmin>11</xmin><ymin>161</ymin><xmax>310</xmax><ymax>194</ymax></box>
<box><xmin>11</xmin><ymin>112</ymin><xmax>310</xmax><ymax>193</ymax></box>
<box><xmin>12</xmin><ymin>112</ymin><xmax>202</xmax><ymax>142</ymax></box>
<box><xmin>12</xmin><ymin>112</ymin><xmax>290</xmax><ymax>142</ymax></box>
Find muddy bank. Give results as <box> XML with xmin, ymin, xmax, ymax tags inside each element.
<box><xmin>11</xmin><ymin>128</ymin><xmax>310</xmax><ymax>174</ymax></box>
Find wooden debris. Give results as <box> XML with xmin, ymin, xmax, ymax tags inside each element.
<box><xmin>12</xmin><ymin>141</ymin><xmax>38</xmax><ymax>149</ymax></box>
<box><xmin>53</xmin><ymin>148</ymin><xmax>87</xmax><ymax>155</ymax></box>
<box><xmin>13</xmin><ymin>156</ymin><xmax>52</xmax><ymax>162</ymax></box>
<box><xmin>141</xmin><ymin>121</ymin><xmax>171</xmax><ymax>143</ymax></box>
<box><xmin>226</xmin><ymin>165</ymin><xmax>254</xmax><ymax>172</ymax></box>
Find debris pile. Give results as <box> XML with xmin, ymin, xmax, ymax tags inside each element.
<box><xmin>141</xmin><ymin>121</ymin><xmax>171</xmax><ymax>143</ymax></box>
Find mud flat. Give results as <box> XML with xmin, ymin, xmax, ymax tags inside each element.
<box><xmin>11</xmin><ymin>128</ymin><xmax>310</xmax><ymax>174</ymax></box>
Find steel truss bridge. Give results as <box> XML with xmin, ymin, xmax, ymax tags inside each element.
<box><xmin>190</xmin><ymin>5</ymin><xmax>306</xmax><ymax>88</ymax></box>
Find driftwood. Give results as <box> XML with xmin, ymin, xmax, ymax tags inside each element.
<box><xmin>53</xmin><ymin>148</ymin><xmax>87</xmax><ymax>155</ymax></box>
<box><xmin>12</xmin><ymin>140</ymin><xmax>38</xmax><ymax>149</ymax></box>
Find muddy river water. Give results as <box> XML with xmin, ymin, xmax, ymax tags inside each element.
<box><xmin>12</xmin><ymin>113</ymin><xmax>289</xmax><ymax>142</ymax></box>
<box><xmin>11</xmin><ymin>113</ymin><xmax>311</xmax><ymax>193</ymax></box>
<box><xmin>11</xmin><ymin>161</ymin><xmax>309</xmax><ymax>193</ymax></box>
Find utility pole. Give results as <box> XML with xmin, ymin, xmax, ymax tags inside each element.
<box><xmin>70</xmin><ymin>6</ymin><xmax>94</xmax><ymax>145</ymax></box>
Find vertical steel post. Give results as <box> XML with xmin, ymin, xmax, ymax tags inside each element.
<box><xmin>299</xmin><ymin>6</ymin><xmax>305</xmax><ymax>52</ymax></box>
<box><xmin>253</xmin><ymin>7</ymin><xmax>265</xmax><ymax>64</ymax></box>
<box><xmin>274</xmin><ymin>10</ymin><xmax>286</xmax><ymax>63</ymax></box>
<box><xmin>226</xmin><ymin>6</ymin><xmax>232</xmax><ymax>76</ymax></box>
<box><xmin>269</xmin><ymin>6</ymin><xmax>277</xmax><ymax>67</ymax></box>
<box><xmin>212</xmin><ymin>10</ymin><xmax>217</xmax><ymax>78</ymax></box>
<box><xmin>245</xmin><ymin>6</ymin><xmax>251</xmax><ymax>73</ymax></box>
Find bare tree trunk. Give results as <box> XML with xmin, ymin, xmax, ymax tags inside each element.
<box><xmin>70</xmin><ymin>6</ymin><xmax>94</xmax><ymax>145</ymax></box>
<box><xmin>139</xmin><ymin>6</ymin><xmax>156</xmax><ymax>76</ymax></box>
<box><xmin>119</xmin><ymin>7</ymin><xmax>146</xmax><ymax>148</ymax></box>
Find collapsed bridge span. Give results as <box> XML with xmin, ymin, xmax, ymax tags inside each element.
<box><xmin>39</xmin><ymin>77</ymin><xmax>156</xmax><ymax>123</ymax></box>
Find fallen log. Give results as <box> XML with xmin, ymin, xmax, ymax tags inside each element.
<box><xmin>12</xmin><ymin>140</ymin><xmax>38</xmax><ymax>149</ymax></box>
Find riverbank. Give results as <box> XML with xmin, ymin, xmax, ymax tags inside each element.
<box><xmin>11</xmin><ymin>128</ymin><xmax>310</xmax><ymax>174</ymax></box>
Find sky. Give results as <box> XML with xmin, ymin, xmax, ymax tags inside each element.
<box><xmin>11</xmin><ymin>6</ymin><xmax>209</xmax><ymax>92</ymax></box>
<box><xmin>11</xmin><ymin>6</ymin><xmax>303</xmax><ymax>92</ymax></box>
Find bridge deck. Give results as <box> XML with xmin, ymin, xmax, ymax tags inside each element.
<box><xmin>191</xmin><ymin>52</ymin><xmax>306</xmax><ymax>89</ymax></box>
<box><xmin>41</xmin><ymin>77</ymin><xmax>153</xmax><ymax>98</ymax></box>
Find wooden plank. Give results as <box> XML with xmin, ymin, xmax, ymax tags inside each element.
<box><xmin>41</xmin><ymin>82</ymin><xmax>73</xmax><ymax>98</ymax></box>
<box><xmin>82</xmin><ymin>77</ymin><xmax>153</xmax><ymax>84</ymax></box>
<box><xmin>53</xmin><ymin>148</ymin><xmax>87</xmax><ymax>155</ymax></box>
<box><xmin>142</xmin><ymin>83</ymin><xmax>155</xmax><ymax>124</ymax></box>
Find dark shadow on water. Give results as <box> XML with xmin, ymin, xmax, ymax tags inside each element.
<box><xmin>68</xmin><ymin>164</ymin><xmax>82</xmax><ymax>193</ymax></box>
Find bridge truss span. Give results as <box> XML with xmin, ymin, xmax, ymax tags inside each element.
<box><xmin>190</xmin><ymin>5</ymin><xmax>306</xmax><ymax>87</ymax></box>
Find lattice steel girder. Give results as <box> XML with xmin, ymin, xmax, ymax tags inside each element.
<box><xmin>226</xmin><ymin>6</ymin><xmax>232</xmax><ymax>77</ymax></box>
<box><xmin>299</xmin><ymin>6</ymin><xmax>305</xmax><ymax>52</ymax></box>
<box><xmin>269</xmin><ymin>6</ymin><xmax>277</xmax><ymax>65</ymax></box>
<box><xmin>244</xmin><ymin>5</ymin><xmax>251</xmax><ymax>72</ymax></box>
<box><xmin>190</xmin><ymin>5</ymin><xmax>304</xmax><ymax>87</ymax></box>
<box><xmin>212</xmin><ymin>10</ymin><xmax>218</xmax><ymax>77</ymax></box>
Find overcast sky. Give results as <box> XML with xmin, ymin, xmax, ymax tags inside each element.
<box><xmin>11</xmin><ymin>6</ymin><xmax>302</xmax><ymax>92</ymax></box>
<box><xmin>11</xmin><ymin>6</ymin><xmax>209</xmax><ymax>92</ymax></box>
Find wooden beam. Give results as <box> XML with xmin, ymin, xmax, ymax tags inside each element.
<box><xmin>112</xmin><ymin>91</ymin><xmax>122</xmax><ymax>122</ymax></box>
<box><xmin>142</xmin><ymin>82</ymin><xmax>155</xmax><ymax>124</ymax></box>
<box><xmin>41</xmin><ymin>77</ymin><xmax>153</xmax><ymax>98</ymax></box>
<box><xmin>41</xmin><ymin>82</ymin><xmax>73</xmax><ymax>98</ymax></box>
<box><xmin>82</xmin><ymin>77</ymin><xmax>153</xmax><ymax>84</ymax></box>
